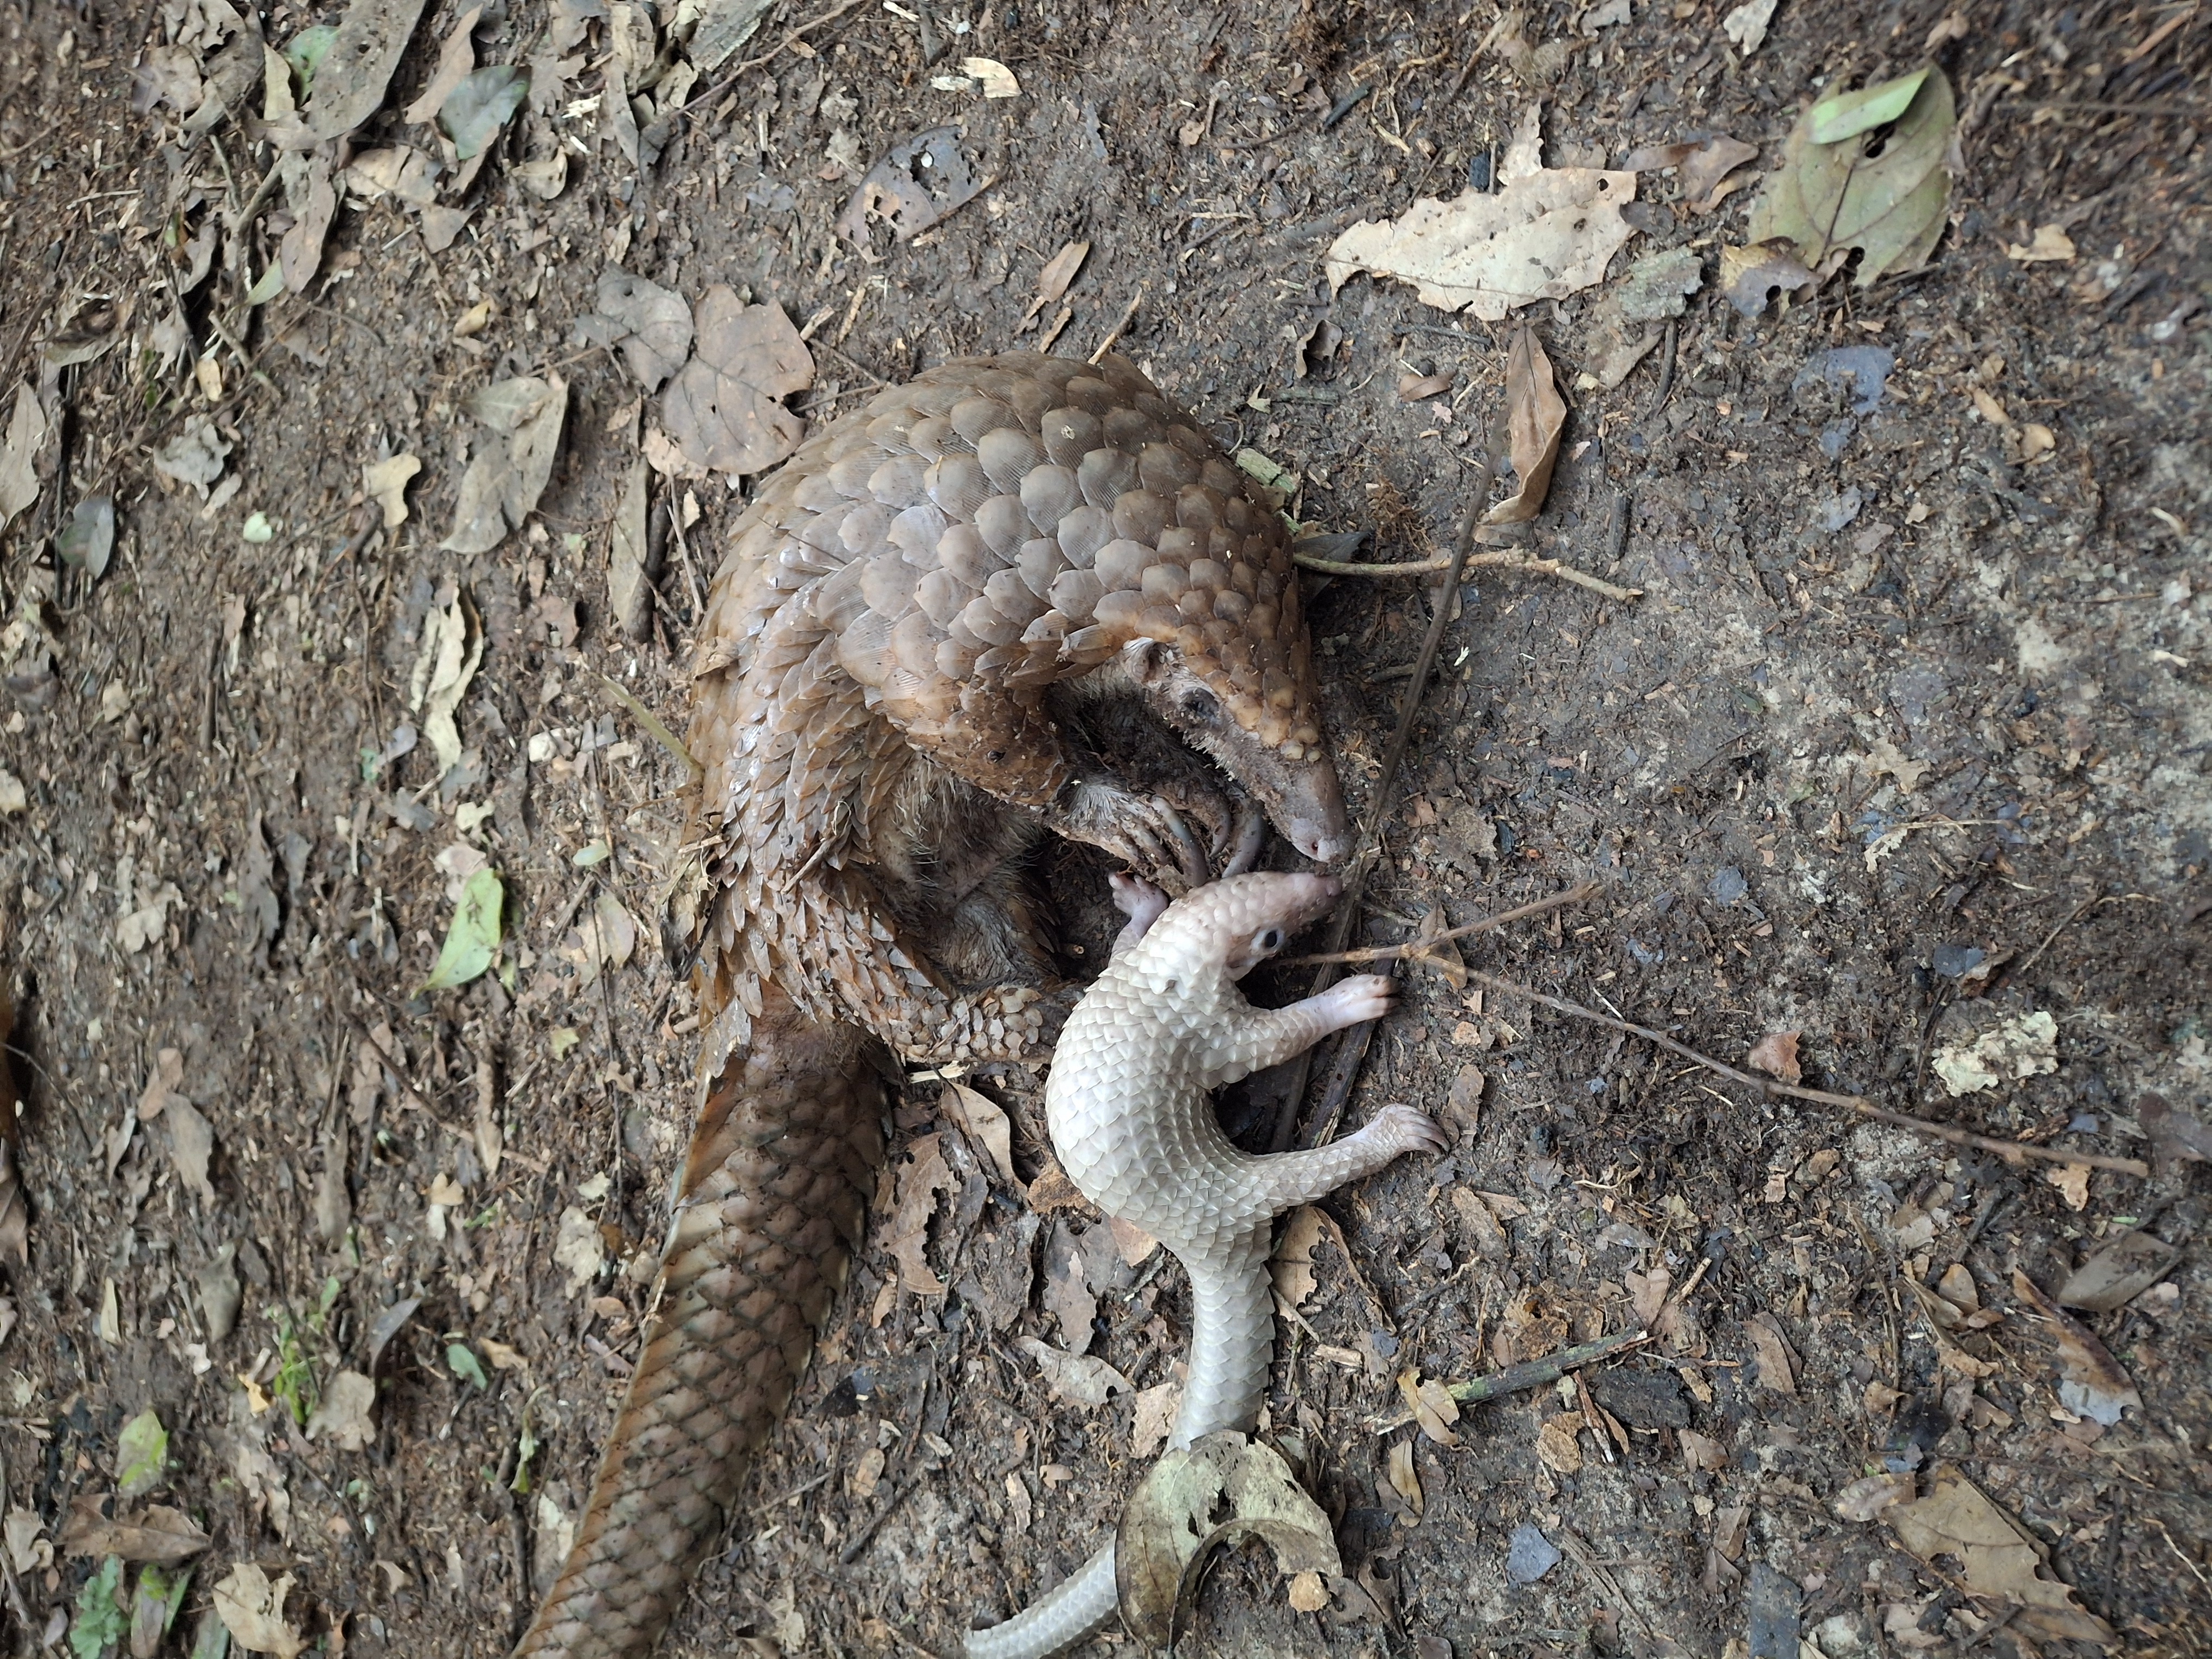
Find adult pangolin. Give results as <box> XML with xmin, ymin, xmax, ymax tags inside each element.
<box><xmin>516</xmin><ymin>351</ymin><xmax>1352</xmax><ymax>1658</ymax></box>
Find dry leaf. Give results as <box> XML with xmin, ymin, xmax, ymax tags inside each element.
<box><xmin>1271</xmin><ymin>1205</ymin><xmax>1327</xmax><ymax>1309</ymax></box>
<box><xmin>660</xmin><ymin>289</ymin><xmax>813</xmax><ymax>475</ymax></box>
<box><xmin>2012</xmin><ymin>1270</ymin><xmax>2140</xmax><ymax>1426</ymax></box>
<box><xmin>1129</xmin><ymin>1381</ymin><xmax>1181</xmax><ymax>1459</ymax></box>
<box><xmin>1931</xmin><ymin>1010</ymin><xmax>2058</xmax><ymax>1096</ymax></box>
<box><xmin>962</xmin><ymin>56</ymin><xmax>1020</xmax><ymax>98</ymax></box>
<box><xmin>1398</xmin><ymin>1371</ymin><xmax>1461</xmax><ymax>1448</ymax></box>
<box><xmin>589</xmin><ymin>268</ymin><xmax>695</xmax><ymax>393</ymax></box>
<box><xmin>57</xmin><ymin>1503</ymin><xmax>211</xmax><ymax>1563</ymax></box>
<box><xmin>551</xmin><ymin>1207</ymin><xmax>604</xmax><ymax>1295</ymax></box>
<box><xmin>442</xmin><ymin>376</ymin><xmax>567</xmax><ymax>554</ymax></box>
<box><xmin>401</xmin><ymin>3</ymin><xmax>481</xmax><ymax>125</ymax></box>
<box><xmin>1746</xmin><ymin>1030</ymin><xmax>1802</xmax><ymax>1084</ymax></box>
<box><xmin>1886</xmin><ymin>1467</ymin><xmax>2115</xmax><ymax>1648</ymax></box>
<box><xmin>1626</xmin><ymin>1266</ymin><xmax>1670</xmax><ymax>1329</ymax></box>
<box><xmin>1021</xmin><ymin>240</ymin><xmax>1090</xmax><ymax>328</ymax></box>
<box><xmin>878</xmin><ymin>1133</ymin><xmax>956</xmax><ymax>1295</ymax></box>
<box><xmin>362</xmin><ymin>453</ymin><xmax>420</xmax><ymax>530</ymax></box>
<box><xmin>1043</xmin><ymin>1219</ymin><xmax>1099</xmax><ymax>1354</ymax></box>
<box><xmin>1384</xmin><ymin>1439</ymin><xmax>1424</xmax><ymax>1519</ymax></box>
<box><xmin>1833</xmin><ymin>1472</ymin><xmax>1915</xmax><ymax>1522</ymax></box>
<box><xmin>1107</xmin><ymin>1213</ymin><xmax>1160</xmax><ymax>1269</ymax></box>
<box><xmin>304</xmin><ymin>0</ymin><xmax>430</xmax><ymax>143</ymax></box>
<box><xmin>1535</xmin><ymin>1414</ymin><xmax>1583</xmax><ymax>1472</ymax></box>
<box><xmin>407</xmin><ymin>590</ymin><xmax>483</xmax><ymax>778</ymax></box>
<box><xmin>1015</xmin><ymin>1336</ymin><xmax>1130</xmax><ymax>1407</ymax></box>
<box><xmin>1450</xmin><ymin>1186</ymin><xmax>1507</xmax><ymax>1261</ymax></box>
<box><xmin>2006</xmin><ymin>224</ymin><xmax>2076</xmax><ymax>263</ymax></box>
<box><xmin>213</xmin><ymin>1561</ymin><xmax>307</xmax><ymax>1657</ymax></box>
<box><xmin>305</xmin><ymin>1369</ymin><xmax>377</xmax><ymax>1451</ymax></box>
<box><xmin>607</xmin><ymin>457</ymin><xmax>655</xmax><ymax>640</ymax></box>
<box><xmin>943</xmin><ymin>1083</ymin><xmax>1017</xmax><ymax>1186</ymax></box>
<box><xmin>1326</xmin><ymin>105</ymin><xmax>1636</xmax><ymax>319</ymax></box>
<box><xmin>1721</xmin><ymin>0</ymin><xmax>1777</xmax><ymax>54</ymax></box>
<box><xmin>1116</xmin><ymin>1432</ymin><xmax>1340</xmax><ymax>1650</ymax></box>
<box><xmin>1720</xmin><ymin>239</ymin><xmax>1818</xmax><ymax>318</ymax></box>
<box><xmin>2055</xmin><ymin>1229</ymin><xmax>2182</xmax><ymax>1314</ymax></box>
<box><xmin>838</xmin><ymin>126</ymin><xmax>988</xmax><ymax>243</ymax></box>
<box><xmin>1680</xmin><ymin>134</ymin><xmax>1761</xmax><ymax>210</ymax></box>
<box><xmin>2044</xmin><ymin>1161</ymin><xmax>2091</xmax><ymax>1211</ymax></box>
<box><xmin>1744</xmin><ymin>1311</ymin><xmax>1797</xmax><ymax>1395</ymax></box>
<box><xmin>1677</xmin><ymin>1427</ymin><xmax>1727</xmax><ymax>1471</ymax></box>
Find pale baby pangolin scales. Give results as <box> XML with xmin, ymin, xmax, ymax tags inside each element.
<box><xmin>965</xmin><ymin>872</ymin><xmax>1446</xmax><ymax>1658</ymax></box>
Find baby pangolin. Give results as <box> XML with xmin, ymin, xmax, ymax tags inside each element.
<box><xmin>963</xmin><ymin>872</ymin><xmax>1445</xmax><ymax>1657</ymax></box>
<box><xmin>517</xmin><ymin>353</ymin><xmax>1354</xmax><ymax>1659</ymax></box>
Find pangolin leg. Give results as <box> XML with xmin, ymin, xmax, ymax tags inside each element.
<box><xmin>516</xmin><ymin>988</ymin><xmax>883</xmax><ymax>1659</ymax></box>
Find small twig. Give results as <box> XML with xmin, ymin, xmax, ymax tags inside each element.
<box><xmin>1463</xmin><ymin>968</ymin><xmax>2151</xmax><ymax>1178</ymax></box>
<box><xmin>596</xmin><ymin>672</ymin><xmax>703</xmax><ymax>785</ymax></box>
<box><xmin>1990</xmin><ymin>892</ymin><xmax>2102</xmax><ymax>994</ymax></box>
<box><xmin>1089</xmin><ymin>285</ymin><xmax>1146</xmax><ymax>364</ymax></box>
<box><xmin>1291</xmin><ymin>545</ymin><xmax>1642</xmax><ymax>602</ymax></box>
<box><xmin>1269</xmin><ymin>403</ymin><xmax>1509</xmax><ymax>1154</ymax></box>
<box><xmin>1275</xmin><ymin>882</ymin><xmax>1601</xmax><ymax>967</ymax></box>
<box><xmin>1369</xmin><ymin>1330</ymin><xmax>1648</xmax><ymax>1430</ymax></box>
<box><xmin>838</xmin><ymin>1473</ymin><xmax>919</xmax><ymax>1564</ymax></box>
<box><xmin>1645</xmin><ymin>318</ymin><xmax>1678</xmax><ymax>417</ymax></box>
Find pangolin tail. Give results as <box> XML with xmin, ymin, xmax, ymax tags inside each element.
<box><xmin>516</xmin><ymin>988</ymin><xmax>883</xmax><ymax>1659</ymax></box>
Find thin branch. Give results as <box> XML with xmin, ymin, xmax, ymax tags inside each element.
<box><xmin>1293</xmin><ymin>544</ymin><xmax>1642</xmax><ymax>601</ymax></box>
<box><xmin>1269</xmin><ymin>400</ymin><xmax>1509</xmax><ymax>1153</ymax></box>
<box><xmin>1275</xmin><ymin>881</ymin><xmax>1601</xmax><ymax>967</ymax></box>
<box><xmin>1367</xmin><ymin>1328</ymin><xmax>1650</xmax><ymax>1431</ymax></box>
<box><xmin>596</xmin><ymin>672</ymin><xmax>703</xmax><ymax>785</ymax></box>
<box><xmin>1464</xmin><ymin>968</ymin><xmax>2150</xmax><ymax>1178</ymax></box>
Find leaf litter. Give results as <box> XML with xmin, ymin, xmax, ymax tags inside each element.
<box><xmin>658</xmin><ymin>288</ymin><xmax>815</xmax><ymax>475</ymax></box>
<box><xmin>1326</xmin><ymin>105</ymin><xmax>1636</xmax><ymax>319</ymax></box>
<box><xmin>442</xmin><ymin>377</ymin><xmax>568</xmax><ymax>554</ymax></box>
<box><xmin>1885</xmin><ymin>1467</ymin><xmax>2115</xmax><ymax>1648</ymax></box>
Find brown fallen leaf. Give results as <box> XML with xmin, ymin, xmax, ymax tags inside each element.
<box><xmin>1676</xmin><ymin>1426</ymin><xmax>1727</xmax><ymax>1471</ymax></box>
<box><xmin>2011</xmin><ymin>1270</ymin><xmax>2141</xmax><ymax>1426</ymax></box>
<box><xmin>2043</xmin><ymin>1161</ymin><xmax>2091</xmax><ymax>1211</ymax></box>
<box><xmin>1270</xmin><ymin>1205</ymin><xmax>1327</xmax><ymax>1309</ymax></box>
<box><xmin>1535</xmin><ymin>1413</ymin><xmax>1583</xmax><ymax>1473</ymax></box>
<box><xmin>1832</xmin><ymin>1472</ymin><xmax>1915</xmax><ymax>1522</ymax></box>
<box><xmin>1326</xmin><ymin>104</ymin><xmax>1637</xmax><ymax>319</ymax></box>
<box><xmin>2138</xmin><ymin>1091</ymin><xmax>2212</xmax><ymax>1162</ymax></box>
<box><xmin>1106</xmin><ymin>1214</ymin><xmax>1159</xmax><ymax>1269</ymax></box>
<box><xmin>1014</xmin><ymin>1336</ymin><xmax>1130</xmax><ymax>1408</ymax></box>
<box><xmin>1720</xmin><ymin>239</ymin><xmax>1818</xmax><ymax>318</ymax></box>
<box><xmin>1043</xmin><ymin>1217</ymin><xmax>1099</xmax><ymax>1354</ymax></box>
<box><xmin>1449</xmin><ymin>1186</ymin><xmax>1507</xmax><ymax>1261</ymax></box>
<box><xmin>1384</xmin><ymin>1439</ymin><xmax>1424</xmax><ymax>1519</ymax></box>
<box><xmin>1115</xmin><ymin>1432</ymin><xmax>1340</xmax><ymax>1650</ymax></box>
<box><xmin>441</xmin><ymin>376</ymin><xmax>568</xmax><ymax>554</ymax></box>
<box><xmin>1398</xmin><ymin>1370</ymin><xmax>1461</xmax><ymax>1448</ymax></box>
<box><xmin>401</xmin><ymin>3</ymin><xmax>482</xmax><ymax>125</ymax></box>
<box><xmin>877</xmin><ymin>1133</ymin><xmax>956</xmax><ymax>1296</ymax></box>
<box><xmin>59</xmin><ymin>1500</ymin><xmax>211</xmax><ymax>1563</ymax></box>
<box><xmin>213</xmin><ymin>1561</ymin><xmax>307</xmax><ymax>1658</ymax></box>
<box><xmin>1396</xmin><ymin>370</ymin><xmax>1454</xmax><ymax>402</ymax></box>
<box><xmin>1021</xmin><ymin>1158</ymin><xmax>1102</xmax><ymax>1217</ymax></box>
<box><xmin>1483</xmin><ymin>328</ymin><xmax>1565</xmax><ymax>525</ymax></box>
<box><xmin>943</xmin><ymin>1083</ymin><xmax>1017</xmax><ymax>1186</ymax></box>
<box><xmin>1020</xmin><ymin>239</ymin><xmax>1090</xmax><ymax>329</ymax></box>
<box><xmin>1407</xmin><ymin>894</ymin><xmax>1468</xmax><ymax>988</ymax></box>
<box><xmin>1744</xmin><ymin>1311</ymin><xmax>1798</xmax><ymax>1395</ymax></box>
<box><xmin>1129</xmin><ymin>1381</ymin><xmax>1181</xmax><ymax>1460</ymax></box>
<box><xmin>838</xmin><ymin>126</ymin><xmax>989</xmax><ymax>245</ymax></box>
<box><xmin>1680</xmin><ymin>135</ymin><xmax>1761</xmax><ymax>211</ymax></box>
<box><xmin>660</xmin><ymin>290</ymin><xmax>813</xmax><ymax>475</ymax></box>
<box><xmin>1746</xmin><ymin>1030</ymin><xmax>1802</xmax><ymax>1084</ymax></box>
<box><xmin>2055</xmin><ymin>1229</ymin><xmax>2182</xmax><ymax>1314</ymax></box>
<box><xmin>1885</xmin><ymin>1466</ymin><xmax>2115</xmax><ymax>1648</ymax></box>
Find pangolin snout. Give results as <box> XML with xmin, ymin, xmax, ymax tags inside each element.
<box><xmin>1278</xmin><ymin>764</ymin><xmax>1353</xmax><ymax>866</ymax></box>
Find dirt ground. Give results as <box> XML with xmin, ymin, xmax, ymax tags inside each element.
<box><xmin>1</xmin><ymin>1</ymin><xmax>2208</xmax><ymax>1656</ymax></box>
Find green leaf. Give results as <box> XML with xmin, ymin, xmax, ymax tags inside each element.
<box><xmin>447</xmin><ymin>1342</ymin><xmax>490</xmax><ymax>1390</ymax></box>
<box><xmin>441</xmin><ymin>66</ymin><xmax>530</xmax><ymax>161</ymax></box>
<box><xmin>283</xmin><ymin>25</ymin><xmax>337</xmax><ymax>97</ymax></box>
<box><xmin>69</xmin><ymin>1555</ymin><xmax>128</xmax><ymax>1659</ymax></box>
<box><xmin>245</xmin><ymin>263</ymin><xmax>286</xmax><ymax>306</ymax></box>
<box><xmin>115</xmin><ymin>1410</ymin><xmax>169</xmax><ymax>1499</ymax></box>
<box><xmin>132</xmin><ymin>1562</ymin><xmax>193</xmax><ymax>1655</ymax></box>
<box><xmin>422</xmin><ymin>869</ymin><xmax>504</xmax><ymax>991</ymax></box>
<box><xmin>241</xmin><ymin>511</ymin><xmax>275</xmax><ymax>543</ymax></box>
<box><xmin>1810</xmin><ymin>66</ymin><xmax>1931</xmax><ymax>144</ymax></box>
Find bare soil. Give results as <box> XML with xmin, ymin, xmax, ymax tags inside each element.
<box><xmin>1</xmin><ymin>2</ymin><xmax>2207</xmax><ymax>1658</ymax></box>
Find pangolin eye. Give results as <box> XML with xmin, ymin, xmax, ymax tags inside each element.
<box><xmin>1255</xmin><ymin>928</ymin><xmax>1282</xmax><ymax>952</ymax></box>
<box><xmin>1180</xmin><ymin>687</ymin><xmax>1220</xmax><ymax>723</ymax></box>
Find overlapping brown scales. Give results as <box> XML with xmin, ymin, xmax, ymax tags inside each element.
<box><xmin>515</xmin><ymin>991</ymin><xmax>882</xmax><ymax>1659</ymax></box>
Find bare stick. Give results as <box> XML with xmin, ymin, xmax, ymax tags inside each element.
<box><xmin>1368</xmin><ymin>1328</ymin><xmax>1649</xmax><ymax>1431</ymax></box>
<box><xmin>1465</xmin><ymin>968</ymin><xmax>2150</xmax><ymax>1178</ymax></box>
<box><xmin>1294</xmin><ymin>545</ymin><xmax>1643</xmax><ymax>602</ymax></box>
<box><xmin>1268</xmin><ymin>402</ymin><xmax>1509</xmax><ymax>1154</ymax></box>
<box><xmin>1088</xmin><ymin>286</ymin><xmax>1146</xmax><ymax>363</ymax></box>
<box><xmin>1276</xmin><ymin>881</ymin><xmax>1602</xmax><ymax>967</ymax></box>
<box><xmin>596</xmin><ymin>672</ymin><xmax>704</xmax><ymax>785</ymax></box>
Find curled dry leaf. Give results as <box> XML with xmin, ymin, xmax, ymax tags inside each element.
<box><xmin>2011</xmin><ymin>1270</ymin><xmax>2140</xmax><ymax>1426</ymax></box>
<box><xmin>58</xmin><ymin>1502</ymin><xmax>211</xmax><ymax>1563</ymax></box>
<box><xmin>407</xmin><ymin>589</ymin><xmax>483</xmax><ymax>776</ymax></box>
<box><xmin>1885</xmin><ymin>1467</ymin><xmax>2115</xmax><ymax>1648</ymax></box>
<box><xmin>1129</xmin><ymin>1381</ymin><xmax>1181</xmax><ymax>1460</ymax></box>
<box><xmin>1116</xmin><ymin>1432</ymin><xmax>1341</xmax><ymax>1651</ymax></box>
<box><xmin>1398</xmin><ymin>1369</ymin><xmax>1462</xmax><ymax>1447</ymax></box>
<box><xmin>1384</xmin><ymin>1439</ymin><xmax>1424</xmax><ymax>1519</ymax></box>
<box><xmin>1326</xmin><ymin>105</ymin><xmax>1636</xmax><ymax>319</ymax></box>
<box><xmin>1484</xmin><ymin>329</ymin><xmax>1565</xmax><ymax>524</ymax></box>
<box><xmin>1744</xmin><ymin>1311</ymin><xmax>1798</xmax><ymax>1395</ymax></box>
<box><xmin>1748</xmin><ymin>67</ymin><xmax>1955</xmax><ymax>288</ymax></box>
<box><xmin>1270</xmin><ymin>1205</ymin><xmax>1327</xmax><ymax>1309</ymax></box>
<box><xmin>962</xmin><ymin>57</ymin><xmax>1021</xmax><ymax>98</ymax></box>
<box><xmin>660</xmin><ymin>290</ymin><xmax>813</xmax><ymax>475</ymax></box>
<box><xmin>1746</xmin><ymin>1030</ymin><xmax>1802</xmax><ymax>1084</ymax></box>
<box><xmin>607</xmin><ymin>458</ymin><xmax>657</xmax><ymax>641</ymax></box>
<box><xmin>362</xmin><ymin>453</ymin><xmax>420</xmax><ymax>529</ymax></box>
<box><xmin>1679</xmin><ymin>135</ymin><xmax>1761</xmax><ymax>210</ymax></box>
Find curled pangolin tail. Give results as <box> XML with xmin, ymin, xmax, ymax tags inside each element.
<box><xmin>517</xmin><ymin>990</ymin><xmax>883</xmax><ymax>1659</ymax></box>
